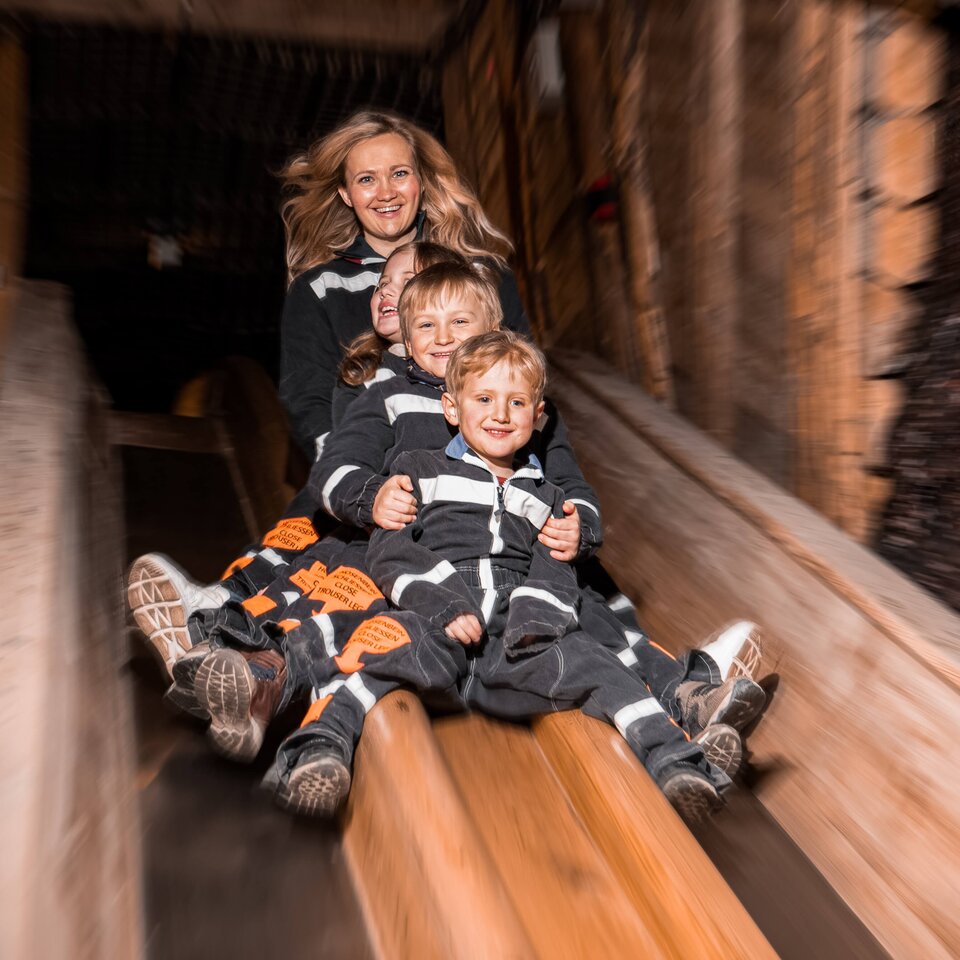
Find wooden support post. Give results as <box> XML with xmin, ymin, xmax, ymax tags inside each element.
<box><xmin>862</xmin><ymin>10</ymin><xmax>944</xmax><ymax>538</ymax></box>
<box><xmin>787</xmin><ymin>1</ymin><xmax>870</xmax><ymax>538</ymax></box>
<box><xmin>0</xmin><ymin>28</ymin><xmax>26</xmax><ymax>368</ymax></box>
<box><xmin>558</xmin><ymin>8</ymin><xmax>631</xmax><ymax>365</ymax></box>
<box><xmin>688</xmin><ymin>0</ymin><xmax>743</xmax><ymax>445</ymax></box>
<box><xmin>602</xmin><ymin>0</ymin><xmax>674</xmax><ymax>404</ymax></box>
<box><xmin>1</xmin><ymin>284</ymin><xmax>144</xmax><ymax>960</ymax></box>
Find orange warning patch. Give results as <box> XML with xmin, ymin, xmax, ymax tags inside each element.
<box><xmin>300</xmin><ymin>695</ymin><xmax>332</xmax><ymax>727</ymax></box>
<box><xmin>313</xmin><ymin>566</ymin><xmax>384</xmax><ymax>613</ymax></box>
<box><xmin>335</xmin><ymin>616</ymin><xmax>411</xmax><ymax>674</ymax></box>
<box><xmin>242</xmin><ymin>593</ymin><xmax>277</xmax><ymax>617</ymax></box>
<box><xmin>289</xmin><ymin>560</ymin><xmax>328</xmax><ymax>595</ymax></box>
<box><xmin>261</xmin><ymin>516</ymin><xmax>319</xmax><ymax>552</ymax></box>
<box><xmin>221</xmin><ymin>554</ymin><xmax>255</xmax><ymax>580</ymax></box>
<box><xmin>277</xmin><ymin>619</ymin><xmax>302</xmax><ymax>634</ymax></box>
<box><xmin>290</xmin><ymin>562</ymin><xmax>383</xmax><ymax>613</ymax></box>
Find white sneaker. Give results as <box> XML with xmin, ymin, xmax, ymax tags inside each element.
<box><xmin>127</xmin><ymin>553</ymin><xmax>229</xmax><ymax>679</ymax></box>
<box><xmin>700</xmin><ymin>620</ymin><xmax>763</xmax><ymax>681</ymax></box>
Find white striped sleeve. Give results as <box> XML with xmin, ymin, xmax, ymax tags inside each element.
<box><xmin>322</xmin><ymin>464</ymin><xmax>360</xmax><ymax>515</ymax></box>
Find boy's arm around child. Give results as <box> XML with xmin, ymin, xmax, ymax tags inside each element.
<box><xmin>308</xmin><ymin>383</ymin><xmax>402</xmax><ymax>528</ymax></box>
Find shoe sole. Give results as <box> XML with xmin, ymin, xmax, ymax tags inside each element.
<box><xmin>165</xmin><ymin>645</ymin><xmax>213</xmax><ymax>719</ymax></box>
<box><xmin>194</xmin><ymin>649</ymin><xmax>264</xmax><ymax>762</ymax></box>
<box><xmin>708</xmin><ymin>679</ymin><xmax>766</xmax><ymax>732</ymax></box>
<box><xmin>662</xmin><ymin>771</ymin><xmax>723</xmax><ymax>824</ymax></box>
<box><xmin>275</xmin><ymin>756</ymin><xmax>352</xmax><ymax>818</ymax></box>
<box><xmin>695</xmin><ymin>723</ymin><xmax>742</xmax><ymax>776</ymax></box>
<box><xmin>726</xmin><ymin>623</ymin><xmax>763</xmax><ymax>680</ymax></box>
<box><xmin>127</xmin><ymin>555</ymin><xmax>192</xmax><ymax>679</ymax></box>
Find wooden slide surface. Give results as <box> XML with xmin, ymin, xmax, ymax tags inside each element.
<box><xmin>549</xmin><ymin>350</ymin><xmax>960</xmax><ymax>960</ymax></box>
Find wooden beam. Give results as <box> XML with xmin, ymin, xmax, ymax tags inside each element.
<box><xmin>787</xmin><ymin>2</ymin><xmax>870</xmax><ymax>538</ymax></box>
<box><xmin>688</xmin><ymin>0</ymin><xmax>743</xmax><ymax>445</ymax></box>
<box><xmin>533</xmin><ymin>712</ymin><xmax>777</xmax><ymax>960</ymax></box>
<box><xmin>0</xmin><ymin>0</ymin><xmax>456</xmax><ymax>50</ymax></box>
<box><xmin>602</xmin><ymin>0</ymin><xmax>674</xmax><ymax>403</ymax></box>
<box><xmin>0</xmin><ymin>29</ymin><xmax>26</xmax><ymax>370</ymax></box>
<box><xmin>435</xmin><ymin>714</ymin><xmax>672</xmax><ymax>958</ymax></box>
<box><xmin>558</xmin><ymin>8</ymin><xmax>631</xmax><ymax>364</ymax></box>
<box><xmin>550</xmin><ymin>349</ymin><xmax>960</xmax><ymax>959</ymax></box>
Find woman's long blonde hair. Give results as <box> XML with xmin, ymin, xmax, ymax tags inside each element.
<box><xmin>280</xmin><ymin>111</ymin><xmax>513</xmax><ymax>283</ymax></box>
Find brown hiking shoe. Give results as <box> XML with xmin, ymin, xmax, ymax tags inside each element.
<box><xmin>694</xmin><ymin>723</ymin><xmax>743</xmax><ymax>776</ymax></box>
<box><xmin>661</xmin><ymin>768</ymin><xmax>724</xmax><ymax>824</ymax></box>
<box><xmin>194</xmin><ymin>647</ymin><xmax>287</xmax><ymax>762</ymax></box>
<box><xmin>272</xmin><ymin>742</ymin><xmax>353</xmax><ymax>819</ymax></box>
<box><xmin>677</xmin><ymin>676</ymin><xmax>766</xmax><ymax>737</ymax></box>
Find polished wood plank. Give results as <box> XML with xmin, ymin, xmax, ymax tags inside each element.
<box><xmin>342</xmin><ymin>695</ymin><xmax>534</xmax><ymax>960</ymax></box>
<box><xmin>551</xmin><ymin>352</ymin><xmax>960</xmax><ymax>959</ymax></box>
<box><xmin>435</xmin><ymin>713</ymin><xmax>669</xmax><ymax>960</ymax></box>
<box><xmin>534</xmin><ymin>712</ymin><xmax>776</xmax><ymax>960</ymax></box>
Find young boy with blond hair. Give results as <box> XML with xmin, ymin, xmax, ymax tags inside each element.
<box><xmin>265</xmin><ymin>331</ymin><xmax>748</xmax><ymax>821</ymax></box>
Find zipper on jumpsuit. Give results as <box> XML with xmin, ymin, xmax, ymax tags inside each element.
<box><xmin>462</xmin><ymin>475</ymin><xmax>507</xmax><ymax>704</ymax></box>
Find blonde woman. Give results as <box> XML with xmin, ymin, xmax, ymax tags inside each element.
<box><xmin>278</xmin><ymin>110</ymin><xmax>529</xmax><ymax>462</ymax></box>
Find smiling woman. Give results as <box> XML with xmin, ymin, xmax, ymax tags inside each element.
<box><xmin>337</xmin><ymin>133</ymin><xmax>422</xmax><ymax>256</ymax></box>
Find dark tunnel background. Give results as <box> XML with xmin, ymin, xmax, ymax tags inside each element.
<box><xmin>23</xmin><ymin>19</ymin><xmax>444</xmax><ymax>411</ymax></box>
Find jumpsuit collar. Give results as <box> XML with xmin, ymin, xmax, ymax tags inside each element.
<box><xmin>445</xmin><ymin>432</ymin><xmax>544</xmax><ymax>480</ymax></box>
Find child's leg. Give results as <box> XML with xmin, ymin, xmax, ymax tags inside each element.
<box><xmin>268</xmin><ymin>610</ymin><xmax>467</xmax><ymax>816</ymax></box>
<box><xmin>469</xmin><ymin>633</ymin><xmax>729</xmax><ymax>821</ymax></box>
<box><xmin>577</xmin><ymin>592</ymin><xmax>765</xmax><ymax>738</ymax></box>
<box><xmin>126</xmin><ymin>487</ymin><xmax>336</xmax><ymax>674</ymax></box>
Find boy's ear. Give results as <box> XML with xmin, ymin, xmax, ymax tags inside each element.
<box><xmin>441</xmin><ymin>392</ymin><xmax>460</xmax><ymax>426</ymax></box>
<box><xmin>534</xmin><ymin>399</ymin><xmax>545</xmax><ymax>423</ymax></box>
<box><xmin>337</xmin><ymin>184</ymin><xmax>353</xmax><ymax>208</ymax></box>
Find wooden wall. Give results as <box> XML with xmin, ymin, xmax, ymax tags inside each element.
<box><xmin>0</xmin><ymin>26</ymin><xmax>26</xmax><ymax>362</ymax></box>
<box><xmin>0</xmin><ymin>282</ymin><xmax>143</xmax><ymax>960</ymax></box>
<box><xmin>441</xmin><ymin>0</ymin><xmax>946</xmax><ymax>547</ymax></box>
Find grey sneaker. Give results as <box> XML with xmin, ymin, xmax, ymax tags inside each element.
<box><xmin>661</xmin><ymin>768</ymin><xmax>724</xmax><ymax>824</ymax></box>
<box><xmin>694</xmin><ymin>723</ymin><xmax>743</xmax><ymax>776</ymax></box>
<box><xmin>127</xmin><ymin>553</ymin><xmax>229</xmax><ymax>679</ymax></box>
<box><xmin>273</xmin><ymin>742</ymin><xmax>352</xmax><ymax>818</ymax></box>
<box><xmin>677</xmin><ymin>676</ymin><xmax>766</xmax><ymax>737</ymax></box>
<box><xmin>194</xmin><ymin>647</ymin><xmax>287</xmax><ymax>762</ymax></box>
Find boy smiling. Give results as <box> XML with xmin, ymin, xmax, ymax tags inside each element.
<box><xmin>271</xmin><ymin>331</ymin><xmax>733</xmax><ymax>821</ymax></box>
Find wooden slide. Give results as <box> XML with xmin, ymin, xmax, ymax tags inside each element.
<box><xmin>549</xmin><ymin>350</ymin><xmax>960</xmax><ymax>960</ymax></box>
<box><xmin>10</xmin><ymin>282</ymin><xmax>958</xmax><ymax>957</ymax></box>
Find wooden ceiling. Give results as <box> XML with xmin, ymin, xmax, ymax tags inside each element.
<box><xmin>0</xmin><ymin>0</ymin><xmax>467</xmax><ymax>51</ymax></box>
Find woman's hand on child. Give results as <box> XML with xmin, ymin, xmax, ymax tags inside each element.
<box><xmin>538</xmin><ymin>501</ymin><xmax>581</xmax><ymax>562</ymax></box>
<box><xmin>373</xmin><ymin>475</ymin><xmax>418</xmax><ymax>530</ymax></box>
<box><xmin>445</xmin><ymin>614</ymin><xmax>483</xmax><ymax>645</ymax></box>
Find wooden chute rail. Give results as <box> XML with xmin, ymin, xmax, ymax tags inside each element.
<box><xmin>8</xmin><ymin>282</ymin><xmax>960</xmax><ymax>957</ymax></box>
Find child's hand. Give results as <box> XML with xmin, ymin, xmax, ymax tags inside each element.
<box><xmin>538</xmin><ymin>501</ymin><xmax>581</xmax><ymax>562</ymax></box>
<box><xmin>373</xmin><ymin>475</ymin><xmax>418</xmax><ymax>530</ymax></box>
<box><xmin>445</xmin><ymin>614</ymin><xmax>483</xmax><ymax>645</ymax></box>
